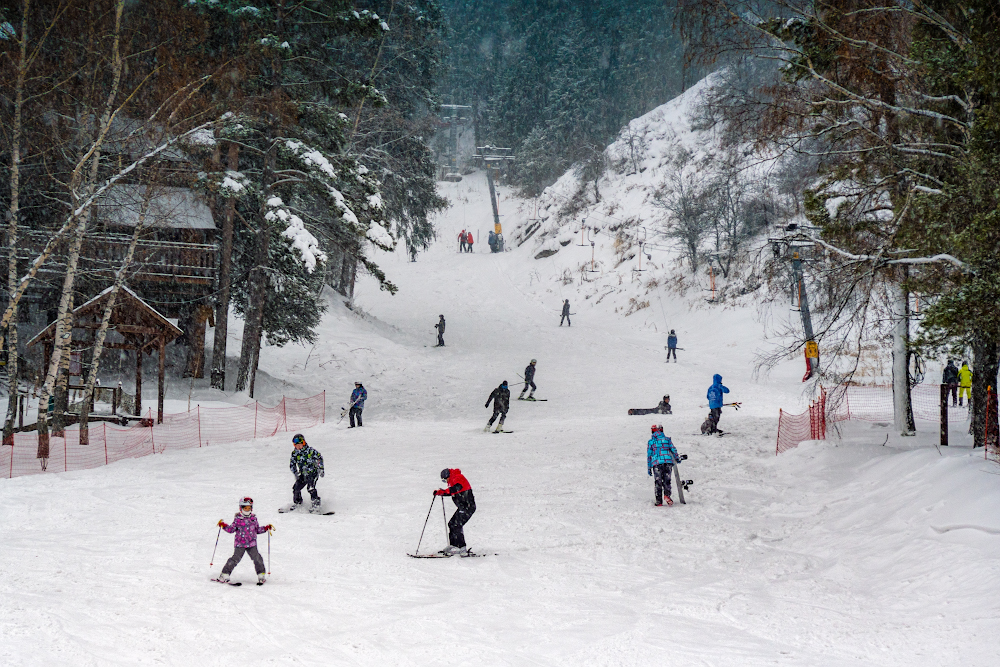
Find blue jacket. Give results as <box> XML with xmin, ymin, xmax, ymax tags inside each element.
<box><xmin>707</xmin><ymin>374</ymin><xmax>729</xmax><ymax>409</ymax></box>
<box><xmin>667</xmin><ymin>334</ymin><xmax>677</xmax><ymax>348</ymax></box>
<box><xmin>647</xmin><ymin>433</ymin><xmax>679</xmax><ymax>468</ymax></box>
<box><xmin>351</xmin><ymin>386</ymin><xmax>367</xmax><ymax>409</ymax></box>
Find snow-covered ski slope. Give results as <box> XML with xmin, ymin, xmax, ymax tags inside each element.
<box><xmin>3</xmin><ymin>102</ymin><xmax>1000</xmax><ymax>666</ymax></box>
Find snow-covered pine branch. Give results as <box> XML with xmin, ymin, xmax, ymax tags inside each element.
<box><xmin>263</xmin><ymin>196</ymin><xmax>326</xmax><ymax>273</ymax></box>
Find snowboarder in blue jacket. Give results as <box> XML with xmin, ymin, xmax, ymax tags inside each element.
<box><xmin>647</xmin><ymin>425</ymin><xmax>681</xmax><ymax>506</ymax></box>
<box><xmin>706</xmin><ymin>374</ymin><xmax>730</xmax><ymax>433</ymax></box>
<box><xmin>349</xmin><ymin>382</ymin><xmax>367</xmax><ymax>428</ymax></box>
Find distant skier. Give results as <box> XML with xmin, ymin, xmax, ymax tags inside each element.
<box><xmin>349</xmin><ymin>381</ymin><xmax>367</xmax><ymax>428</ymax></box>
<box><xmin>466</xmin><ymin>231</ymin><xmax>474</xmax><ymax>253</ymax></box>
<box><xmin>942</xmin><ymin>360</ymin><xmax>959</xmax><ymax>407</ymax></box>
<box><xmin>484</xmin><ymin>381</ymin><xmax>510</xmax><ymax>432</ymax></box>
<box><xmin>434</xmin><ymin>468</ymin><xmax>477</xmax><ymax>555</ymax></box>
<box><xmin>488</xmin><ymin>231</ymin><xmax>498</xmax><ymax>253</ymax></box>
<box><xmin>647</xmin><ymin>426</ymin><xmax>681</xmax><ymax>506</ymax></box>
<box><xmin>666</xmin><ymin>330</ymin><xmax>678</xmax><ymax>362</ymax></box>
<box><xmin>706</xmin><ymin>374</ymin><xmax>730</xmax><ymax>434</ymax></box>
<box><xmin>560</xmin><ymin>299</ymin><xmax>571</xmax><ymax>326</ymax></box>
<box><xmin>518</xmin><ymin>359</ymin><xmax>537</xmax><ymax>400</ymax></box>
<box><xmin>289</xmin><ymin>434</ymin><xmax>324</xmax><ymax>512</ymax></box>
<box><xmin>459</xmin><ymin>230</ymin><xmax>467</xmax><ymax>252</ymax></box>
<box><xmin>215</xmin><ymin>497</ymin><xmax>273</xmax><ymax>584</ymax></box>
<box><xmin>434</xmin><ymin>315</ymin><xmax>446</xmax><ymax>347</ymax></box>
<box><xmin>958</xmin><ymin>361</ymin><xmax>973</xmax><ymax>407</ymax></box>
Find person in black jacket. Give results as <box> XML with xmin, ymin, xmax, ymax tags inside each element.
<box><xmin>518</xmin><ymin>359</ymin><xmax>537</xmax><ymax>400</ymax></box>
<box><xmin>942</xmin><ymin>359</ymin><xmax>959</xmax><ymax>406</ymax></box>
<box><xmin>434</xmin><ymin>315</ymin><xmax>446</xmax><ymax>347</ymax></box>
<box><xmin>484</xmin><ymin>381</ymin><xmax>510</xmax><ymax>432</ymax></box>
<box><xmin>560</xmin><ymin>299</ymin><xmax>571</xmax><ymax>326</ymax></box>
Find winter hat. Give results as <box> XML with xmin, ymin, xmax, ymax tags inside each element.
<box><xmin>670</xmin><ymin>329</ymin><xmax>675</xmax><ymax>334</ymax></box>
<box><xmin>440</xmin><ymin>469</ymin><xmax>451</xmax><ymax>481</ymax></box>
<box><xmin>501</xmin><ymin>381</ymin><xmax>508</xmax><ymax>387</ymax></box>
<box><xmin>651</xmin><ymin>424</ymin><xmax>659</xmax><ymax>432</ymax></box>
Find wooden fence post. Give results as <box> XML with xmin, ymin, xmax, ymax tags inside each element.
<box><xmin>198</xmin><ymin>405</ymin><xmax>202</xmax><ymax>447</ymax></box>
<box><xmin>940</xmin><ymin>384</ymin><xmax>949</xmax><ymax>447</ymax></box>
<box><xmin>283</xmin><ymin>398</ymin><xmax>288</xmax><ymax>431</ymax></box>
<box><xmin>104</xmin><ymin>422</ymin><xmax>109</xmax><ymax>465</ymax></box>
<box><xmin>149</xmin><ymin>408</ymin><xmax>155</xmax><ymax>454</ymax></box>
<box><xmin>322</xmin><ymin>390</ymin><xmax>326</xmax><ymax>423</ymax></box>
<box><xmin>254</xmin><ymin>401</ymin><xmax>258</xmax><ymax>439</ymax></box>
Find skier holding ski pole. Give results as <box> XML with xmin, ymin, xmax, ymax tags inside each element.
<box><xmin>666</xmin><ymin>330</ymin><xmax>678</xmax><ymax>362</ymax></box>
<box><xmin>434</xmin><ymin>468</ymin><xmax>476</xmax><ymax>555</ymax></box>
<box><xmin>518</xmin><ymin>359</ymin><xmax>538</xmax><ymax>400</ymax></box>
<box><xmin>348</xmin><ymin>382</ymin><xmax>366</xmax><ymax>428</ymax></box>
<box><xmin>213</xmin><ymin>497</ymin><xmax>273</xmax><ymax>585</ymax></box>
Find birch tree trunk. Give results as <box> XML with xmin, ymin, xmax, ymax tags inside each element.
<box><xmin>210</xmin><ymin>142</ymin><xmax>239</xmax><ymax>390</ymax></box>
<box><xmin>890</xmin><ymin>276</ymin><xmax>915</xmax><ymax>436</ymax></box>
<box><xmin>3</xmin><ymin>1</ymin><xmax>31</xmax><ymax>447</ymax></box>
<box><xmin>79</xmin><ymin>195</ymin><xmax>150</xmax><ymax>444</ymax></box>
<box><xmin>36</xmin><ymin>0</ymin><xmax>126</xmax><ymax>462</ymax></box>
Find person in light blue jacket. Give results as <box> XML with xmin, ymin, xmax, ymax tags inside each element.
<box><xmin>647</xmin><ymin>425</ymin><xmax>681</xmax><ymax>506</ymax></box>
<box><xmin>706</xmin><ymin>374</ymin><xmax>730</xmax><ymax>433</ymax></box>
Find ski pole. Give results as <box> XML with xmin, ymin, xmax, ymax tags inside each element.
<box><xmin>414</xmin><ymin>494</ymin><xmax>437</xmax><ymax>556</ymax></box>
<box><xmin>442</xmin><ymin>493</ymin><xmax>448</xmax><ymax>543</ymax></box>
<box><xmin>267</xmin><ymin>529</ymin><xmax>271</xmax><ymax>575</ymax></box>
<box><xmin>210</xmin><ymin>524</ymin><xmax>222</xmax><ymax>566</ymax></box>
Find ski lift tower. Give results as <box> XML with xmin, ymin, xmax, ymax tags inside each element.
<box><xmin>473</xmin><ymin>145</ymin><xmax>515</xmax><ymax>236</ymax></box>
<box><xmin>439</xmin><ymin>105</ymin><xmax>473</xmax><ymax>181</ymax></box>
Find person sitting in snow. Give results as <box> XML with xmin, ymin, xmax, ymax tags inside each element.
<box><xmin>647</xmin><ymin>426</ymin><xmax>682</xmax><ymax>506</ymax></box>
<box><xmin>289</xmin><ymin>434</ymin><xmax>325</xmax><ymax>512</ymax></box>
<box><xmin>435</xmin><ymin>468</ymin><xmax>476</xmax><ymax>555</ymax></box>
<box><xmin>215</xmin><ymin>497</ymin><xmax>272</xmax><ymax>584</ymax></box>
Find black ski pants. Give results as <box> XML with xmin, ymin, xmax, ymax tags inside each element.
<box><xmin>448</xmin><ymin>491</ymin><xmax>476</xmax><ymax>548</ymax></box>
<box><xmin>487</xmin><ymin>407</ymin><xmax>507</xmax><ymax>427</ymax></box>
<box><xmin>349</xmin><ymin>406</ymin><xmax>363</xmax><ymax>427</ymax></box>
<box><xmin>293</xmin><ymin>473</ymin><xmax>320</xmax><ymax>505</ymax></box>
<box><xmin>560</xmin><ymin>313</ymin><xmax>570</xmax><ymax>326</ymax></box>
<box><xmin>666</xmin><ymin>347</ymin><xmax>677</xmax><ymax>361</ymax></box>
<box><xmin>437</xmin><ymin>330</ymin><xmax>445</xmax><ymax>346</ymax></box>
<box><xmin>521</xmin><ymin>380</ymin><xmax>536</xmax><ymax>395</ymax></box>
<box><xmin>948</xmin><ymin>383</ymin><xmax>958</xmax><ymax>406</ymax></box>
<box><xmin>652</xmin><ymin>463</ymin><xmax>673</xmax><ymax>503</ymax></box>
<box><xmin>709</xmin><ymin>407</ymin><xmax>722</xmax><ymax>431</ymax></box>
<box><xmin>222</xmin><ymin>545</ymin><xmax>265</xmax><ymax>575</ymax></box>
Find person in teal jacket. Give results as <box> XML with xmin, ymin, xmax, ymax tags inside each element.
<box><xmin>647</xmin><ymin>425</ymin><xmax>681</xmax><ymax>506</ymax></box>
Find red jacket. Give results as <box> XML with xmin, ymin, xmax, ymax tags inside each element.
<box><xmin>466</xmin><ymin>232</ymin><xmax>473</xmax><ymax>244</ymax></box>
<box><xmin>438</xmin><ymin>468</ymin><xmax>471</xmax><ymax>496</ymax></box>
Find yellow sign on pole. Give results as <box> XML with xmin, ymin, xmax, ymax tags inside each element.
<box><xmin>805</xmin><ymin>340</ymin><xmax>819</xmax><ymax>359</ymax></box>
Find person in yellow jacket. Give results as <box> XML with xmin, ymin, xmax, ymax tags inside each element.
<box><xmin>958</xmin><ymin>361</ymin><xmax>973</xmax><ymax>406</ymax></box>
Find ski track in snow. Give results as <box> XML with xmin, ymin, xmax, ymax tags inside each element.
<box><xmin>2</xmin><ymin>176</ymin><xmax>1000</xmax><ymax>666</ymax></box>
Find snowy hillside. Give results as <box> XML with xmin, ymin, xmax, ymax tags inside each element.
<box><xmin>2</xmin><ymin>90</ymin><xmax>999</xmax><ymax>665</ymax></box>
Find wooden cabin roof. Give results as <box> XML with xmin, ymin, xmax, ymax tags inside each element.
<box><xmin>27</xmin><ymin>286</ymin><xmax>183</xmax><ymax>349</ymax></box>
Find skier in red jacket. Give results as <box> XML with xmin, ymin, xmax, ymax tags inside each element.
<box><xmin>434</xmin><ymin>468</ymin><xmax>477</xmax><ymax>555</ymax></box>
<box><xmin>465</xmin><ymin>231</ymin><xmax>474</xmax><ymax>253</ymax></box>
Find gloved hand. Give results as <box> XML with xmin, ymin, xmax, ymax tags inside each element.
<box><xmin>484</xmin><ymin>403</ymin><xmax>489</xmax><ymax>408</ymax></box>
<box><xmin>264</xmin><ymin>524</ymin><xmax>274</xmax><ymax>532</ymax></box>
<box><xmin>679</xmin><ymin>454</ymin><xmax>688</xmax><ymax>461</ymax></box>
<box><xmin>647</xmin><ymin>468</ymin><xmax>652</xmax><ymax>476</ymax></box>
<box><xmin>434</xmin><ymin>489</ymin><xmax>445</xmax><ymax>496</ymax></box>
<box><xmin>217</xmin><ymin>520</ymin><xmax>226</xmax><ymax>528</ymax></box>
<box><xmin>320</xmin><ymin>471</ymin><xmax>325</xmax><ymax>478</ymax></box>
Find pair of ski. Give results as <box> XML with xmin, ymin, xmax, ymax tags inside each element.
<box><xmin>211</xmin><ymin>578</ymin><xmax>265</xmax><ymax>587</ymax></box>
<box><xmin>407</xmin><ymin>550</ymin><xmax>489</xmax><ymax>559</ymax></box>
<box><xmin>516</xmin><ymin>397</ymin><xmax>547</xmax><ymax>401</ymax></box>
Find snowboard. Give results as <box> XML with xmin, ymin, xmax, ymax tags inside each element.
<box><xmin>278</xmin><ymin>503</ymin><xmax>335</xmax><ymax>515</ymax></box>
<box><xmin>492</xmin><ymin>430</ymin><xmax>513</xmax><ymax>434</ymax></box>
<box><xmin>211</xmin><ymin>578</ymin><xmax>242</xmax><ymax>586</ymax></box>
<box><xmin>671</xmin><ymin>457</ymin><xmax>693</xmax><ymax>505</ymax></box>
<box><xmin>517</xmin><ymin>398</ymin><xmax>547</xmax><ymax>401</ymax></box>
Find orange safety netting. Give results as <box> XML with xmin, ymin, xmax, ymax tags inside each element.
<box><xmin>0</xmin><ymin>392</ymin><xmax>325</xmax><ymax>479</ymax></box>
<box><xmin>776</xmin><ymin>390</ymin><xmax>827</xmax><ymax>455</ymax></box>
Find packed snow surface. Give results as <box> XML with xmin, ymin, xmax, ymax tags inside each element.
<box><xmin>2</xmin><ymin>181</ymin><xmax>999</xmax><ymax>665</ymax></box>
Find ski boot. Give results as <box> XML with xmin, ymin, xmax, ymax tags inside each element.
<box><xmin>309</xmin><ymin>499</ymin><xmax>322</xmax><ymax>514</ymax></box>
<box><xmin>257</xmin><ymin>574</ymin><xmax>267</xmax><ymax>586</ymax></box>
<box><xmin>525</xmin><ymin>394</ymin><xmax>536</xmax><ymax>401</ymax></box>
<box><xmin>665</xmin><ymin>496</ymin><xmax>674</xmax><ymax>506</ymax></box>
<box><xmin>484</xmin><ymin>424</ymin><xmax>492</xmax><ymax>432</ymax></box>
<box><xmin>439</xmin><ymin>545</ymin><xmax>461</xmax><ymax>556</ymax></box>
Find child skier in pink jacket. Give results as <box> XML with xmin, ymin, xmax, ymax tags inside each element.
<box><xmin>215</xmin><ymin>497</ymin><xmax>273</xmax><ymax>585</ymax></box>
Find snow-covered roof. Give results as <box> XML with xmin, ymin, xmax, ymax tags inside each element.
<box><xmin>94</xmin><ymin>185</ymin><xmax>215</xmax><ymax>230</ymax></box>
